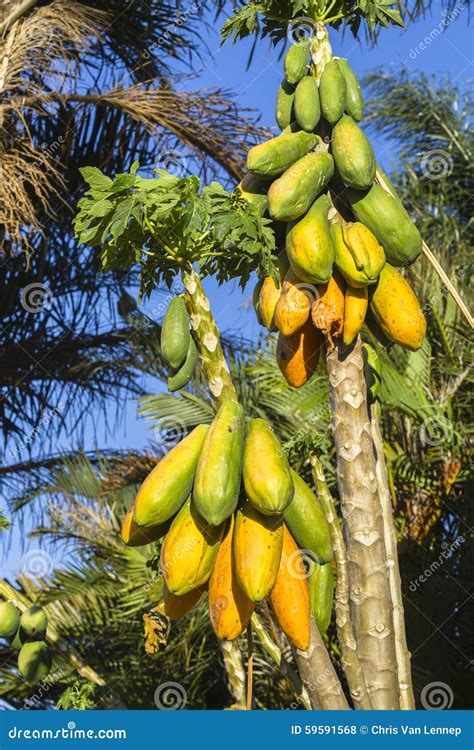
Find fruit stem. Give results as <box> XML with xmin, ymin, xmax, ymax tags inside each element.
<box><xmin>310</xmin><ymin>23</ymin><xmax>332</xmax><ymax>84</ymax></box>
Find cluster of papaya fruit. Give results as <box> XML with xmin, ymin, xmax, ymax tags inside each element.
<box><xmin>122</xmin><ymin>404</ymin><xmax>335</xmax><ymax>650</ymax></box>
<box><xmin>0</xmin><ymin>601</ymin><xmax>52</xmax><ymax>684</ymax></box>
<box><xmin>241</xmin><ymin>40</ymin><xmax>427</xmax><ymax>387</ymax></box>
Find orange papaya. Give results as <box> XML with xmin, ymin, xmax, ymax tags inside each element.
<box><xmin>270</xmin><ymin>526</ymin><xmax>310</xmax><ymax>651</ymax></box>
<box><xmin>343</xmin><ymin>285</ymin><xmax>368</xmax><ymax>345</ymax></box>
<box><xmin>311</xmin><ymin>270</ymin><xmax>345</xmax><ymax>344</ymax></box>
<box><xmin>276</xmin><ymin>317</ymin><xmax>322</xmax><ymax>388</ymax></box>
<box><xmin>234</xmin><ymin>501</ymin><xmax>283</xmax><ymax>602</ymax></box>
<box><xmin>274</xmin><ymin>269</ymin><xmax>314</xmax><ymax>336</ymax></box>
<box><xmin>370</xmin><ymin>264</ymin><xmax>426</xmax><ymax>350</ymax></box>
<box><xmin>258</xmin><ymin>276</ymin><xmax>281</xmax><ymax>331</ymax></box>
<box><xmin>162</xmin><ymin>582</ymin><xmax>203</xmax><ymax>621</ymax></box>
<box><xmin>121</xmin><ymin>506</ymin><xmax>170</xmax><ymax>547</ymax></box>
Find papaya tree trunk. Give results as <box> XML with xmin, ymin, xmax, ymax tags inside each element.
<box><xmin>295</xmin><ymin>618</ymin><xmax>350</xmax><ymax>710</ymax></box>
<box><xmin>326</xmin><ymin>338</ymin><xmax>399</xmax><ymax>709</ymax></box>
<box><xmin>220</xmin><ymin>639</ymin><xmax>247</xmax><ymax>709</ymax></box>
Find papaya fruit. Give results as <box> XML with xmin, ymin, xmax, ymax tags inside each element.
<box><xmin>167</xmin><ymin>336</ymin><xmax>197</xmax><ymax>392</ymax></box>
<box><xmin>276</xmin><ymin>318</ymin><xmax>323</xmax><ymax>388</ymax></box>
<box><xmin>268</xmin><ymin>151</ymin><xmax>334</xmax><ymax>222</ymax></box>
<box><xmin>209</xmin><ymin>516</ymin><xmax>254</xmax><ymax>640</ymax></box>
<box><xmin>309</xmin><ymin>562</ymin><xmax>334</xmax><ymax>635</ymax></box>
<box><xmin>19</xmin><ymin>606</ymin><xmax>47</xmax><ymax>638</ymax></box>
<box><xmin>345</xmin><ymin>182</ymin><xmax>422</xmax><ymax>266</ymax></box>
<box><xmin>361</xmin><ymin>342</ymin><xmax>382</xmax><ymax>402</ymax></box>
<box><xmin>284</xmin><ymin>41</ymin><xmax>310</xmax><ymax>85</ymax></box>
<box><xmin>0</xmin><ymin>601</ymin><xmax>20</xmax><ymax>638</ymax></box>
<box><xmin>274</xmin><ymin>269</ymin><xmax>314</xmax><ymax>336</ymax></box>
<box><xmin>134</xmin><ymin>424</ymin><xmax>209</xmax><ymax>527</ymax></box>
<box><xmin>343</xmin><ymin>285</ymin><xmax>368</xmax><ymax>345</ymax></box>
<box><xmin>286</xmin><ymin>194</ymin><xmax>334</xmax><ymax>284</ymax></box>
<box><xmin>162</xmin><ymin>582</ymin><xmax>203</xmax><ymax>621</ymax></box>
<box><xmin>332</xmin><ymin>115</ymin><xmax>375</xmax><ymax>190</ymax></box>
<box><xmin>294</xmin><ymin>76</ymin><xmax>321</xmax><ymax>132</ymax></box>
<box><xmin>161</xmin><ymin>296</ymin><xmax>190</xmax><ymax>369</ymax></box>
<box><xmin>234</xmin><ymin>501</ymin><xmax>283</xmax><ymax>602</ymax></box>
<box><xmin>370</xmin><ymin>264</ymin><xmax>426</xmax><ymax>351</ymax></box>
<box><xmin>252</xmin><ymin>279</ymin><xmax>264</xmax><ymax>325</ymax></box>
<box><xmin>319</xmin><ymin>59</ymin><xmax>346</xmax><ymax>125</ymax></box>
<box><xmin>365</xmin><ymin>309</ymin><xmax>393</xmax><ymax>348</ymax></box>
<box><xmin>247</xmin><ymin>131</ymin><xmax>318</xmax><ymax>178</ymax></box>
<box><xmin>311</xmin><ymin>269</ymin><xmax>345</xmax><ymax>344</ymax></box>
<box><xmin>284</xmin><ymin>470</ymin><xmax>333</xmax><ymax>564</ymax></box>
<box><xmin>121</xmin><ymin>506</ymin><xmax>170</xmax><ymax>546</ymax></box>
<box><xmin>275</xmin><ymin>79</ymin><xmax>295</xmax><ymax>130</ymax></box>
<box><xmin>193</xmin><ymin>401</ymin><xmax>244</xmax><ymax>526</ymax></box>
<box><xmin>258</xmin><ymin>275</ymin><xmax>281</xmax><ymax>331</ymax></box>
<box><xmin>18</xmin><ymin>641</ymin><xmax>52</xmax><ymax>684</ymax></box>
<box><xmin>161</xmin><ymin>498</ymin><xmax>224</xmax><ymax>596</ymax></box>
<box><xmin>332</xmin><ymin>219</ymin><xmax>385</xmax><ymax>287</ymax></box>
<box><xmin>243</xmin><ymin>419</ymin><xmax>294</xmax><ymax>515</ymax></box>
<box><xmin>270</xmin><ymin>526</ymin><xmax>310</xmax><ymax>651</ymax></box>
<box><xmin>236</xmin><ymin>173</ymin><xmax>268</xmax><ymax>216</ymax></box>
<box><xmin>336</xmin><ymin>58</ymin><xmax>363</xmax><ymax>121</ymax></box>
<box><xmin>376</xmin><ymin>164</ymin><xmax>404</xmax><ymax>206</ymax></box>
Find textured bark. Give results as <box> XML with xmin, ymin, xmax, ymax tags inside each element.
<box><xmin>370</xmin><ymin>402</ymin><xmax>415</xmax><ymax>709</ymax></box>
<box><xmin>311</xmin><ymin>455</ymin><xmax>372</xmax><ymax>709</ymax></box>
<box><xmin>326</xmin><ymin>338</ymin><xmax>399</xmax><ymax>709</ymax></box>
<box><xmin>220</xmin><ymin>640</ymin><xmax>247</xmax><ymax>709</ymax></box>
<box><xmin>295</xmin><ymin>618</ymin><xmax>350</xmax><ymax>710</ymax></box>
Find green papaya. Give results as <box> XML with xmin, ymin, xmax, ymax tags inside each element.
<box><xmin>332</xmin><ymin>115</ymin><xmax>375</xmax><ymax>189</ymax></box>
<box><xmin>167</xmin><ymin>337</ymin><xmax>197</xmax><ymax>392</ymax></box>
<box><xmin>18</xmin><ymin>641</ymin><xmax>52</xmax><ymax>684</ymax></box>
<box><xmin>309</xmin><ymin>562</ymin><xmax>334</xmax><ymax>635</ymax></box>
<box><xmin>370</xmin><ymin>264</ymin><xmax>426</xmax><ymax>351</ymax></box>
<box><xmin>134</xmin><ymin>424</ymin><xmax>209</xmax><ymax>527</ymax></box>
<box><xmin>247</xmin><ymin>131</ymin><xmax>319</xmax><ymax>178</ymax></box>
<box><xmin>161</xmin><ymin>297</ymin><xmax>190</xmax><ymax>369</ymax></box>
<box><xmin>376</xmin><ymin>165</ymin><xmax>404</xmax><ymax>206</ymax></box>
<box><xmin>331</xmin><ymin>218</ymin><xmax>385</xmax><ymax>287</ymax></box>
<box><xmin>336</xmin><ymin>58</ymin><xmax>363</xmax><ymax>120</ymax></box>
<box><xmin>284</xmin><ymin>470</ymin><xmax>333</xmax><ymax>564</ymax></box>
<box><xmin>237</xmin><ymin>173</ymin><xmax>268</xmax><ymax>216</ymax></box>
<box><xmin>268</xmin><ymin>151</ymin><xmax>334</xmax><ymax>222</ymax></box>
<box><xmin>286</xmin><ymin>194</ymin><xmax>334</xmax><ymax>283</ymax></box>
<box><xmin>193</xmin><ymin>401</ymin><xmax>244</xmax><ymax>525</ymax></box>
<box><xmin>0</xmin><ymin>602</ymin><xmax>20</xmax><ymax>638</ymax></box>
<box><xmin>345</xmin><ymin>183</ymin><xmax>422</xmax><ymax>266</ymax></box>
<box><xmin>253</xmin><ymin>279</ymin><xmax>264</xmax><ymax>325</ymax></box>
<box><xmin>20</xmin><ymin>606</ymin><xmax>48</xmax><ymax>638</ymax></box>
<box><xmin>319</xmin><ymin>59</ymin><xmax>346</xmax><ymax>125</ymax></box>
<box><xmin>294</xmin><ymin>76</ymin><xmax>321</xmax><ymax>132</ymax></box>
<box><xmin>361</xmin><ymin>342</ymin><xmax>382</xmax><ymax>402</ymax></box>
<box><xmin>284</xmin><ymin>41</ymin><xmax>310</xmax><ymax>85</ymax></box>
<box><xmin>275</xmin><ymin>79</ymin><xmax>295</xmax><ymax>130</ymax></box>
<box><xmin>243</xmin><ymin>419</ymin><xmax>294</xmax><ymax>515</ymax></box>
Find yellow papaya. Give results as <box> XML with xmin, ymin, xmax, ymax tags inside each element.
<box><xmin>209</xmin><ymin>516</ymin><xmax>254</xmax><ymax>640</ymax></box>
<box><xmin>134</xmin><ymin>424</ymin><xmax>209</xmax><ymax>527</ymax></box>
<box><xmin>286</xmin><ymin>194</ymin><xmax>334</xmax><ymax>283</ymax></box>
<box><xmin>267</xmin><ymin>151</ymin><xmax>334</xmax><ymax>222</ymax></box>
<box><xmin>270</xmin><ymin>526</ymin><xmax>310</xmax><ymax>651</ymax></box>
<box><xmin>341</xmin><ymin>221</ymin><xmax>386</xmax><ymax>283</ymax></box>
<box><xmin>162</xmin><ymin>582</ymin><xmax>203</xmax><ymax>621</ymax></box>
<box><xmin>276</xmin><ymin>318</ymin><xmax>322</xmax><ymax>388</ymax></box>
<box><xmin>121</xmin><ymin>506</ymin><xmax>170</xmax><ymax>547</ymax></box>
<box><xmin>343</xmin><ymin>285</ymin><xmax>368</xmax><ymax>345</ymax></box>
<box><xmin>258</xmin><ymin>276</ymin><xmax>281</xmax><ymax>331</ymax></box>
<box><xmin>243</xmin><ymin>419</ymin><xmax>294</xmax><ymax>515</ymax></box>
<box><xmin>234</xmin><ymin>501</ymin><xmax>283</xmax><ymax>602</ymax></box>
<box><xmin>274</xmin><ymin>269</ymin><xmax>314</xmax><ymax>336</ymax></box>
<box><xmin>370</xmin><ymin>264</ymin><xmax>426</xmax><ymax>350</ymax></box>
<box><xmin>311</xmin><ymin>270</ymin><xmax>345</xmax><ymax>345</ymax></box>
<box><xmin>160</xmin><ymin>498</ymin><xmax>224</xmax><ymax>596</ymax></box>
<box><xmin>237</xmin><ymin>174</ymin><xmax>268</xmax><ymax>216</ymax></box>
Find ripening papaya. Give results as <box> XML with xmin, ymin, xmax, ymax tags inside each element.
<box><xmin>193</xmin><ymin>401</ymin><xmax>244</xmax><ymax>526</ymax></box>
<box><xmin>234</xmin><ymin>502</ymin><xmax>283</xmax><ymax>602</ymax></box>
<box><xmin>309</xmin><ymin>562</ymin><xmax>334</xmax><ymax>635</ymax></box>
<box><xmin>134</xmin><ymin>424</ymin><xmax>209</xmax><ymax>527</ymax></box>
<box><xmin>294</xmin><ymin>75</ymin><xmax>321</xmax><ymax>132</ymax></box>
<box><xmin>284</xmin><ymin>470</ymin><xmax>333</xmax><ymax>564</ymax></box>
<box><xmin>258</xmin><ymin>276</ymin><xmax>281</xmax><ymax>331</ymax></box>
<box><xmin>252</xmin><ymin>279</ymin><xmax>264</xmax><ymax>325</ymax></box>
<box><xmin>361</xmin><ymin>342</ymin><xmax>382</xmax><ymax>402</ymax></box>
<box><xmin>276</xmin><ymin>318</ymin><xmax>323</xmax><ymax>388</ymax></box>
<box><xmin>286</xmin><ymin>194</ymin><xmax>334</xmax><ymax>283</ymax></box>
<box><xmin>0</xmin><ymin>601</ymin><xmax>20</xmax><ymax>639</ymax></box>
<box><xmin>247</xmin><ymin>131</ymin><xmax>319</xmax><ymax>178</ymax></box>
<box><xmin>19</xmin><ymin>606</ymin><xmax>48</xmax><ymax>639</ymax></box>
<box><xmin>161</xmin><ymin>296</ymin><xmax>190</xmax><ymax>369</ymax></box>
<box><xmin>331</xmin><ymin>219</ymin><xmax>384</xmax><ymax>288</ymax></box>
<box><xmin>161</xmin><ymin>498</ymin><xmax>224</xmax><ymax>596</ymax></box>
<box><xmin>275</xmin><ymin>79</ymin><xmax>295</xmax><ymax>130</ymax></box>
<box><xmin>167</xmin><ymin>336</ymin><xmax>197</xmax><ymax>392</ymax></box>
<box><xmin>332</xmin><ymin>116</ymin><xmax>375</xmax><ymax>190</ymax></box>
<box><xmin>370</xmin><ymin>264</ymin><xmax>426</xmax><ymax>350</ymax></box>
<box><xmin>343</xmin><ymin>285</ymin><xmax>368</xmax><ymax>345</ymax></box>
<box><xmin>311</xmin><ymin>269</ymin><xmax>345</xmax><ymax>344</ymax></box>
<box><xmin>162</xmin><ymin>582</ymin><xmax>203</xmax><ymax>621</ymax></box>
<box><xmin>319</xmin><ymin>59</ymin><xmax>346</xmax><ymax>125</ymax></box>
<box><xmin>270</xmin><ymin>526</ymin><xmax>310</xmax><ymax>651</ymax></box>
<box><xmin>18</xmin><ymin>641</ymin><xmax>52</xmax><ymax>684</ymax></box>
<box><xmin>274</xmin><ymin>269</ymin><xmax>314</xmax><ymax>336</ymax></box>
<box><xmin>237</xmin><ymin>173</ymin><xmax>268</xmax><ymax>216</ymax></box>
<box><xmin>284</xmin><ymin>41</ymin><xmax>310</xmax><ymax>85</ymax></box>
<box><xmin>268</xmin><ymin>151</ymin><xmax>334</xmax><ymax>222</ymax></box>
<box><xmin>336</xmin><ymin>58</ymin><xmax>363</xmax><ymax>121</ymax></box>
<box><xmin>346</xmin><ymin>182</ymin><xmax>422</xmax><ymax>266</ymax></box>
<box><xmin>243</xmin><ymin>419</ymin><xmax>294</xmax><ymax>515</ymax></box>
<box><xmin>121</xmin><ymin>506</ymin><xmax>171</xmax><ymax>546</ymax></box>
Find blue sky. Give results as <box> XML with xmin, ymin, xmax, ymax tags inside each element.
<box><xmin>2</xmin><ymin>1</ymin><xmax>472</xmax><ymax>576</ymax></box>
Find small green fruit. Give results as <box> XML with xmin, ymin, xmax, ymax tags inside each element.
<box><xmin>0</xmin><ymin>602</ymin><xmax>20</xmax><ymax>639</ymax></box>
<box><xmin>18</xmin><ymin>641</ymin><xmax>52</xmax><ymax>684</ymax></box>
<box><xmin>20</xmin><ymin>606</ymin><xmax>48</xmax><ymax>638</ymax></box>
